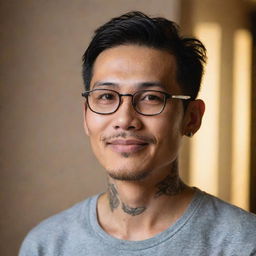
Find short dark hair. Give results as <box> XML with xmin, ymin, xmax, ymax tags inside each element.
<box><xmin>82</xmin><ymin>11</ymin><xmax>206</xmax><ymax>99</ymax></box>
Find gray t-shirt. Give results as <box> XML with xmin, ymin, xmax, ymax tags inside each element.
<box><xmin>19</xmin><ymin>189</ymin><xmax>256</xmax><ymax>256</ymax></box>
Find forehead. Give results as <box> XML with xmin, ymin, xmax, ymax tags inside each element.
<box><xmin>91</xmin><ymin>45</ymin><xmax>179</xmax><ymax>91</ymax></box>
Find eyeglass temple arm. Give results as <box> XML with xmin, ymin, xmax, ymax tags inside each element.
<box><xmin>171</xmin><ymin>95</ymin><xmax>191</xmax><ymax>100</ymax></box>
<box><xmin>81</xmin><ymin>92</ymin><xmax>88</xmax><ymax>97</ymax></box>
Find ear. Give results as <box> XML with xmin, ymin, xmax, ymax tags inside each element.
<box><xmin>83</xmin><ymin>102</ymin><xmax>90</xmax><ymax>136</ymax></box>
<box><xmin>182</xmin><ymin>99</ymin><xmax>205</xmax><ymax>137</ymax></box>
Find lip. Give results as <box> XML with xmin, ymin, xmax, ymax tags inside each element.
<box><xmin>106</xmin><ymin>139</ymin><xmax>148</xmax><ymax>154</ymax></box>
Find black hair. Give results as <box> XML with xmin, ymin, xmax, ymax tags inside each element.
<box><xmin>82</xmin><ymin>11</ymin><xmax>206</xmax><ymax>99</ymax></box>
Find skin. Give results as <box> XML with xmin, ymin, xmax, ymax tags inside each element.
<box><xmin>83</xmin><ymin>44</ymin><xmax>205</xmax><ymax>241</ymax></box>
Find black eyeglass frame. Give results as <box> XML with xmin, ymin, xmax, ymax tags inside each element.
<box><xmin>81</xmin><ymin>88</ymin><xmax>191</xmax><ymax>116</ymax></box>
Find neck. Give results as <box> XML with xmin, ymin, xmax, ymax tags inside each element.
<box><xmin>97</xmin><ymin>160</ymin><xmax>195</xmax><ymax>240</ymax></box>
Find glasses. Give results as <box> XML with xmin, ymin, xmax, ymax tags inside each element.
<box><xmin>81</xmin><ymin>89</ymin><xmax>191</xmax><ymax>116</ymax></box>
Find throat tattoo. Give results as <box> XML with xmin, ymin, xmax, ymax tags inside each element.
<box><xmin>122</xmin><ymin>203</ymin><xmax>146</xmax><ymax>216</ymax></box>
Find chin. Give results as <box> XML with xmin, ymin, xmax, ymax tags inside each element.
<box><xmin>107</xmin><ymin>168</ymin><xmax>153</xmax><ymax>181</ymax></box>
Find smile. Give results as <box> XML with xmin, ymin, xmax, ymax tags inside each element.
<box><xmin>106</xmin><ymin>139</ymin><xmax>148</xmax><ymax>154</ymax></box>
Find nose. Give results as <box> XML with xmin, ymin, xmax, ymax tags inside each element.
<box><xmin>112</xmin><ymin>95</ymin><xmax>142</xmax><ymax>131</ymax></box>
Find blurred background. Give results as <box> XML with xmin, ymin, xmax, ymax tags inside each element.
<box><xmin>0</xmin><ymin>0</ymin><xmax>255</xmax><ymax>255</ymax></box>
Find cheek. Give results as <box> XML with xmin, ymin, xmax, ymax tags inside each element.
<box><xmin>153</xmin><ymin>112</ymin><xmax>183</xmax><ymax>139</ymax></box>
<box><xmin>85</xmin><ymin>112</ymin><xmax>109</xmax><ymax>136</ymax></box>
<box><xmin>150</xmin><ymin>110</ymin><xmax>183</xmax><ymax>154</ymax></box>
<box><xmin>85</xmin><ymin>113</ymin><xmax>107</xmax><ymax>158</ymax></box>
<box><xmin>156</xmin><ymin>123</ymin><xmax>181</xmax><ymax>151</ymax></box>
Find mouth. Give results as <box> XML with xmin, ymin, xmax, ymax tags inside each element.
<box><xmin>106</xmin><ymin>139</ymin><xmax>149</xmax><ymax>154</ymax></box>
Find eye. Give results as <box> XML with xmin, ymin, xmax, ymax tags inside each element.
<box><xmin>143</xmin><ymin>94</ymin><xmax>161</xmax><ymax>101</ymax></box>
<box><xmin>139</xmin><ymin>92</ymin><xmax>164</xmax><ymax>104</ymax></box>
<box><xmin>98</xmin><ymin>93</ymin><xmax>115</xmax><ymax>100</ymax></box>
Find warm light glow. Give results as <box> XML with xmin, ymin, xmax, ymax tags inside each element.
<box><xmin>231</xmin><ymin>29</ymin><xmax>252</xmax><ymax>210</ymax></box>
<box><xmin>190</xmin><ymin>23</ymin><xmax>221</xmax><ymax>196</ymax></box>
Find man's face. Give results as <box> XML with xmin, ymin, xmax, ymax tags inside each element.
<box><xmin>84</xmin><ymin>45</ymin><xmax>185</xmax><ymax>181</ymax></box>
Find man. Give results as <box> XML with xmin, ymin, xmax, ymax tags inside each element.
<box><xmin>19</xmin><ymin>11</ymin><xmax>256</xmax><ymax>255</ymax></box>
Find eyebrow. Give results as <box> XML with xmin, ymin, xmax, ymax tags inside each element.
<box><xmin>92</xmin><ymin>81</ymin><xmax>166</xmax><ymax>90</ymax></box>
<box><xmin>92</xmin><ymin>82</ymin><xmax>118</xmax><ymax>89</ymax></box>
<box><xmin>137</xmin><ymin>82</ymin><xmax>166</xmax><ymax>89</ymax></box>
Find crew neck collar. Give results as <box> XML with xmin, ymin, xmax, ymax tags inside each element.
<box><xmin>88</xmin><ymin>188</ymin><xmax>205</xmax><ymax>251</ymax></box>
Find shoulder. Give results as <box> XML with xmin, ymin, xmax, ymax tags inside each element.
<box><xmin>19</xmin><ymin>195</ymin><xmax>98</xmax><ymax>256</ymax></box>
<box><xmin>201</xmin><ymin>191</ymin><xmax>256</xmax><ymax>222</ymax></box>
<box><xmin>198</xmin><ymin>190</ymin><xmax>256</xmax><ymax>240</ymax></box>
<box><xmin>31</xmin><ymin>196</ymin><xmax>93</xmax><ymax>234</ymax></box>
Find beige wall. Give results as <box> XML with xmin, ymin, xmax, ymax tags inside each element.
<box><xmin>0</xmin><ymin>1</ymin><xmax>180</xmax><ymax>255</ymax></box>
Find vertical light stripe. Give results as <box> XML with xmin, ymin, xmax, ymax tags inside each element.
<box><xmin>190</xmin><ymin>23</ymin><xmax>221</xmax><ymax>196</ymax></box>
<box><xmin>231</xmin><ymin>29</ymin><xmax>252</xmax><ymax>210</ymax></box>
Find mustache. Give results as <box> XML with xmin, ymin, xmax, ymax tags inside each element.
<box><xmin>101</xmin><ymin>132</ymin><xmax>156</xmax><ymax>144</ymax></box>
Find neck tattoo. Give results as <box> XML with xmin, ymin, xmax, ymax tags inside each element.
<box><xmin>154</xmin><ymin>160</ymin><xmax>185</xmax><ymax>198</ymax></box>
<box><xmin>108</xmin><ymin>183</ymin><xmax>120</xmax><ymax>211</ymax></box>
<box><xmin>106</xmin><ymin>160</ymin><xmax>184</xmax><ymax>216</ymax></box>
<box><xmin>107</xmin><ymin>181</ymin><xmax>146</xmax><ymax>216</ymax></box>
